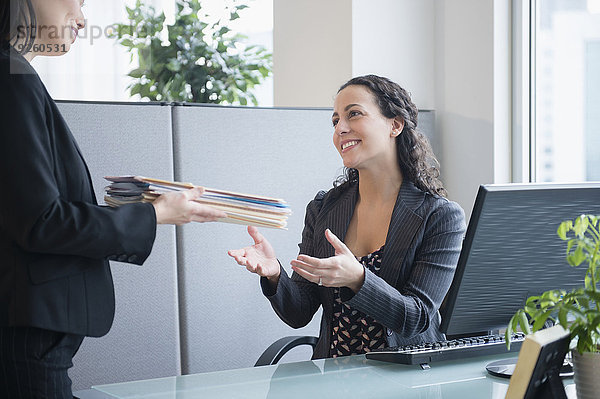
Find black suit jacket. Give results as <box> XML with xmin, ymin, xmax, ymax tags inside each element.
<box><xmin>261</xmin><ymin>179</ymin><xmax>466</xmax><ymax>358</ymax></box>
<box><xmin>0</xmin><ymin>46</ymin><xmax>157</xmax><ymax>337</ymax></box>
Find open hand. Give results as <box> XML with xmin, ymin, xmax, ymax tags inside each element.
<box><xmin>290</xmin><ymin>229</ymin><xmax>365</xmax><ymax>292</ymax></box>
<box><xmin>228</xmin><ymin>226</ymin><xmax>280</xmax><ymax>280</ymax></box>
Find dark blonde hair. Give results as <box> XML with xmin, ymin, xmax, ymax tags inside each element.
<box><xmin>0</xmin><ymin>0</ymin><xmax>36</xmax><ymax>54</ymax></box>
<box><xmin>335</xmin><ymin>75</ymin><xmax>447</xmax><ymax>198</ymax></box>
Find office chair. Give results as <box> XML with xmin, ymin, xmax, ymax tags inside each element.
<box><xmin>254</xmin><ymin>336</ymin><xmax>319</xmax><ymax>366</ymax></box>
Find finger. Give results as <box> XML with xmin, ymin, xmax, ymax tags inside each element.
<box><xmin>231</xmin><ymin>255</ymin><xmax>246</xmax><ymax>266</ymax></box>
<box><xmin>227</xmin><ymin>249</ymin><xmax>245</xmax><ymax>258</ymax></box>
<box><xmin>325</xmin><ymin>229</ymin><xmax>351</xmax><ymax>254</ymax></box>
<box><xmin>247</xmin><ymin>226</ymin><xmax>265</xmax><ymax>246</ymax></box>
<box><xmin>194</xmin><ymin>186</ymin><xmax>205</xmax><ymax>196</ymax></box>
<box><xmin>295</xmin><ymin>254</ymin><xmax>324</xmax><ymax>268</ymax></box>
<box><xmin>291</xmin><ymin>258</ymin><xmax>321</xmax><ymax>274</ymax></box>
<box><xmin>211</xmin><ymin>208</ymin><xmax>228</xmax><ymax>218</ymax></box>
<box><xmin>246</xmin><ymin>263</ymin><xmax>259</xmax><ymax>274</ymax></box>
<box><xmin>193</xmin><ymin>203</ymin><xmax>225</xmax><ymax>217</ymax></box>
<box><xmin>191</xmin><ymin>204</ymin><xmax>227</xmax><ymax>222</ymax></box>
<box><xmin>256</xmin><ymin>264</ymin><xmax>268</xmax><ymax>276</ymax></box>
<box><xmin>185</xmin><ymin>186</ymin><xmax>205</xmax><ymax>200</ymax></box>
<box><xmin>246</xmin><ymin>258</ymin><xmax>260</xmax><ymax>272</ymax></box>
<box><xmin>291</xmin><ymin>265</ymin><xmax>319</xmax><ymax>284</ymax></box>
<box><xmin>228</xmin><ymin>249</ymin><xmax>250</xmax><ymax>265</ymax></box>
<box><xmin>228</xmin><ymin>255</ymin><xmax>245</xmax><ymax>266</ymax></box>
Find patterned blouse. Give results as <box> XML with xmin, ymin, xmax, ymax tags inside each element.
<box><xmin>329</xmin><ymin>246</ymin><xmax>387</xmax><ymax>357</ymax></box>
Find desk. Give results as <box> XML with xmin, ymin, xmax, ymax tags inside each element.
<box><xmin>74</xmin><ymin>354</ymin><xmax>576</xmax><ymax>399</ymax></box>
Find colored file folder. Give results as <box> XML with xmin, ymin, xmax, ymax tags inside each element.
<box><xmin>104</xmin><ymin>176</ymin><xmax>291</xmax><ymax>229</ymax></box>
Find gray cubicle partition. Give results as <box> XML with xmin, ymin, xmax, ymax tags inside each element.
<box><xmin>56</xmin><ymin>101</ymin><xmax>435</xmax><ymax>389</ymax></box>
<box><xmin>57</xmin><ymin>102</ymin><xmax>181</xmax><ymax>391</ymax></box>
<box><xmin>171</xmin><ymin>105</ymin><xmax>340</xmax><ymax>374</ymax></box>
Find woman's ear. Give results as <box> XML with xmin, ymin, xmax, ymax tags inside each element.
<box><xmin>391</xmin><ymin>118</ymin><xmax>405</xmax><ymax>137</ymax></box>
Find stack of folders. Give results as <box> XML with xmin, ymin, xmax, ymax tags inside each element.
<box><xmin>104</xmin><ymin>176</ymin><xmax>291</xmax><ymax>229</ymax></box>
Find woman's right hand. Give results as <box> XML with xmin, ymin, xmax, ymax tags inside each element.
<box><xmin>152</xmin><ymin>187</ymin><xmax>227</xmax><ymax>225</ymax></box>
<box><xmin>228</xmin><ymin>226</ymin><xmax>280</xmax><ymax>281</ymax></box>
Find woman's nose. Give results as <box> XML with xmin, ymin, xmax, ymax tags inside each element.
<box><xmin>335</xmin><ymin>120</ymin><xmax>349</xmax><ymax>135</ymax></box>
<box><xmin>76</xmin><ymin>9</ymin><xmax>86</xmax><ymax>30</ymax></box>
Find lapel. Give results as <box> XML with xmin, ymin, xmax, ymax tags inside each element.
<box><xmin>378</xmin><ymin>180</ymin><xmax>425</xmax><ymax>286</ymax></box>
<box><xmin>319</xmin><ymin>179</ymin><xmax>425</xmax><ymax>287</ymax></box>
<box><xmin>58</xmin><ymin>109</ymin><xmax>98</xmax><ymax>206</ymax></box>
<box><xmin>321</xmin><ymin>183</ymin><xmax>359</xmax><ymax>258</ymax></box>
<box><xmin>318</xmin><ymin>182</ymin><xmax>359</xmax><ymax>314</ymax></box>
<box><xmin>73</xmin><ymin>141</ymin><xmax>97</xmax><ymax>204</ymax></box>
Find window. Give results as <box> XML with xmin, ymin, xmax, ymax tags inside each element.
<box><xmin>31</xmin><ymin>0</ymin><xmax>273</xmax><ymax>106</ymax></box>
<box><xmin>532</xmin><ymin>0</ymin><xmax>600</xmax><ymax>182</ymax></box>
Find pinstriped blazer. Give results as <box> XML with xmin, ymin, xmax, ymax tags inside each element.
<box><xmin>261</xmin><ymin>179</ymin><xmax>466</xmax><ymax>359</ymax></box>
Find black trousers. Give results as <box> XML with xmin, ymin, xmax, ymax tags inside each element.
<box><xmin>0</xmin><ymin>326</ymin><xmax>84</xmax><ymax>399</ymax></box>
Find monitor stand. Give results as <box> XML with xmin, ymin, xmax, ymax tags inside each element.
<box><xmin>485</xmin><ymin>357</ymin><xmax>573</xmax><ymax>378</ymax></box>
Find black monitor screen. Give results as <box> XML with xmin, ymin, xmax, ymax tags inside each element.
<box><xmin>440</xmin><ymin>182</ymin><xmax>600</xmax><ymax>336</ymax></box>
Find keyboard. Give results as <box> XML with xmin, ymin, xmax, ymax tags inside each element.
<box><xmin>365</xmin><ymin>333</ymin><xmax>526</xmax><ymax>365</ymax></box>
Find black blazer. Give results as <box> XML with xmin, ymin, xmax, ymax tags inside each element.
<box><xmin>0</xmin><ymin>46</ymin><xmax>157</xmax><ymax>337</ymax></box>
<box><xmin>261</xmin><ymin>179</ymin><xmax>466</xmax><ymax>358</ymax></box>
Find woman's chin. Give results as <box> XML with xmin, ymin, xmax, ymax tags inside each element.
<box><xmin>342</xmin><ymin>158</ymin><xmax>359</xmax><ymax>169</ymax></box>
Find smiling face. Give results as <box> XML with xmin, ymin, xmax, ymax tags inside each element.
<box><xmin>332</xmin><ymin>85</ymin><xmax>403</xmax><ymax>173</ymax></box>
<box><xmin>29</xmin><ymin>0</ymin><xmax>85</xmax><ymax>57</ymax></box>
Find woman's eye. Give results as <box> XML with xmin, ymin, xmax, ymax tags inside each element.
<box><xmin>332</xmin><ymin>119</ymin><xmax>338</xmax><ymax>127</ymax></box>
<box><xmin>349</xmin><ymin>110</ymin><xmax>360</xmax><ymax>118</ymax></box>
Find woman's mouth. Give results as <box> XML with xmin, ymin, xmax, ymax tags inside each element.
<box><xmin>341</xmin><ymin>140</ymin><xmax>360</xmax><ymax>152</ymax></box>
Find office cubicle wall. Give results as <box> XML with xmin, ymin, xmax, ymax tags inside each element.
<box><xmin>57</xmin><ymin>102</ymin><xmax>181</xmax><ymax>390</ymax></box>
<box><xmin>172</xmin><ymin>105</ymin><xmax>341</xmax><ymax>374</ymax></box>
<box><xmin>56</xmin><ymin>102</ymin><xmax>435</xmax><ymax>388</ymax></box>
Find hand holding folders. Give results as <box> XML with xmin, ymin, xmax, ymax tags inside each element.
<box><xmin>152</xmin><ymin>186</ymin><xmax>227</xmax><ymax>224</ymax></box>
<box><xmin>104</xmin><ymin>176</ymin><xmax>291</xmax><ymax>229</ymax></box>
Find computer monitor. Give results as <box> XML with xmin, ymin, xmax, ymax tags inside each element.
<box><xmin>440</xmin><ymin>182</ymin><xmax>600</xmax><ymax>337</ymax></box>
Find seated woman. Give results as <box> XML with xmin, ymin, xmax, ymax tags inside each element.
<box><xmin>228</xmin><ymin>75</ymin><xmax>466</xmax><ymax>358</ymax></box>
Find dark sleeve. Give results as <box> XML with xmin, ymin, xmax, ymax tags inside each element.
<box><xmin>343</xmin><ymin>200</ymin><xmax>466</xmax><ymax>338</ymax></box>
<box><xmin>259</xmin><ymin>192</ymin><xmax>325</xmax><ymax>328</ymax></box>
<box><xmin>0</xmin><ymin>68</ymin><xmax>156</xmax><ymax>264</ymax></box>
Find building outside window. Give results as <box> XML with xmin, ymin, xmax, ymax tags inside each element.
<box><xmin>534</xmin><ymin>0</ymin><xmax>600</xmax><ymax>182</ymax></box>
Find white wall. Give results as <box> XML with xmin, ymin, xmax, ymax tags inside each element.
<box><xmin>274</xmin><ymin>0</ymin><xmax>512</xmax><ymax>216</ymax></box>
<box><xmin>435</xmin><ymin>0</ymin><xmax>494</xmax><ymax>215</ymax></box>
<box><xmin>434</xmin><ymin>0</ymin><xmax>511</xmax><ymax>216</ymax></box>
<box><xmin>273</xmin><ymin>0</ymin><xmax>352</xmax><ymax>107</ymax></box>
<box><xmin>352</xmin><ymin>0</ymin><xmax>435</xmax><ymax>110</ymax></box>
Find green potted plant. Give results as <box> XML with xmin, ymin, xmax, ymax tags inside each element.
<box><xmin>506</xmin><ymin>214</ymin><xmax>600</xmax><ymax>399</ymax></box>
<box><xmin>109</xmin><ymin>0</ymin><xmax>272</xmax><ymax>105</ymax></box>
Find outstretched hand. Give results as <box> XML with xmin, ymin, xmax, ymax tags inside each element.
<box><xmin>152</xmin><ymin>187</ymin><xmax>227</xmax><ymax>225</ymax></box>
<box><xmin>290</xmin><ymin>229</ymin><xmax>365</xmax><ymax>292</ymax></box>
<box><xmin>228</xmin><ymin>226</ymin><xmax>281</xmax><ymax>281</ymax></box>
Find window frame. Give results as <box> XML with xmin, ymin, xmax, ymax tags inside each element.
<box><xmin>511</xmin><ymin>0</ymin><xmax>535</xmax><ymax>183</ymax></box>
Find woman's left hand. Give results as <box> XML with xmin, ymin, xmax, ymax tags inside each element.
<box><xmin>290</xmin><ymin>229</ymin><xmax>365</xmax><ymax>293</ymax></box>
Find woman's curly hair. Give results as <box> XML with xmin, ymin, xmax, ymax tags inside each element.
<box><xmin>334</xmin><ymin>74</ymin><xmax>447</xmax><ymax>198</ymax></box>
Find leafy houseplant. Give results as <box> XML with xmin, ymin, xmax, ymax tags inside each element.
<box><xmin>110</xmin><ymin>0</ymin><xmax>272</xmax><ymax>105</ymax></box>
<box><xmin>506</xmin><ymin>214</ymin><xmax>600</xmax><ymax>354</ymax></box>
<box><xmin>506</xmin><ymin>214</ymin><xmax>600</xmax><ymax>398</ymax></box>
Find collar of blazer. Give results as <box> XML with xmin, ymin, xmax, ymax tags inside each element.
<box><xmin>322</xmin><ymin>179</ymin><xmax>426</xmax><ymax>287</ymax></box>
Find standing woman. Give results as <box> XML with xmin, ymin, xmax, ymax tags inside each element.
<box><xmin>229</xmin><ymin>75</ymin><xmax>466</xmax><ymax>359</ymax></box>
<box><xmin>0</xmin><ymin>1</ymin><xmax>226</xmax><ymax>397</ymax></box>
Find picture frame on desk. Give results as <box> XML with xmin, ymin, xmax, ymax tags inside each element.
<box><xmin>505</xmin><ymin>325</ymin><xmax>571</xmax><ymax>399</ymax></box>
